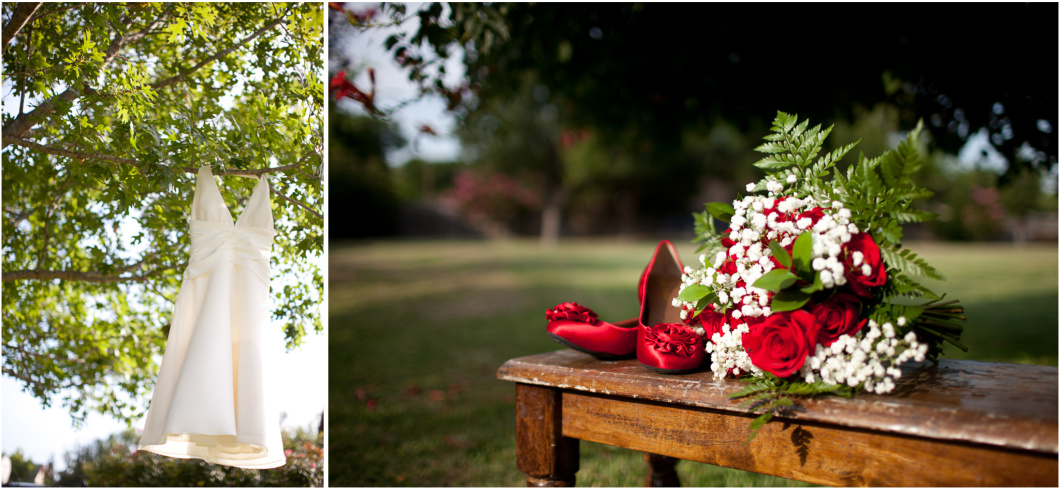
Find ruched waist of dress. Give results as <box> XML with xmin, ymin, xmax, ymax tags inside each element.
<box><xmin>184</xmin><ymin>220</ymin><xmax>275</xmax><ymax>283</ymax></box>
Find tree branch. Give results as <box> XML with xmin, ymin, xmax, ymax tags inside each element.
<box><xmin>1</xmin><ymin>2</ymin><xmax>41</xmax><ymax>50</ymax></box>
<box><xmin>2</xmin><ymin>135</ymin><xmax>321</xmax><ymax>177</ymax></box>
<box><xmin>2</xmin><ymin>85</ymin><xmax>83</xmax><ymax>137</ymax></box>
<box><xmin>26</xmin><ymin>3</ymin><xmax>89</xmax><ymax>26</ymax></box>
<box><xmin>3</xmin><ymin>261</ymin><xmax>174</xmax><ymax>284</ymax></box>
<box><xmin>268</xmin><ymin>180</ymin><xmax>323</xmax><ymax>221</ymax></box>
<box><xmin>150</xmin><ymin>8</ymin><xmax>293</xmax><ymax>90</ymax></box>
<box><xmin>1</xmin><ymin>365</ymin><xmax>60</xmax><ymax>393</ymax></box>
<box><xmin>178</xmin><ymin>149</ymin><xmax>321</xmax><ymax>176</ymax></box>
<box><xmin>4</xmin><ymin>206</ymin><xmax>32</xmax><ymax>226</ymax></box>
<box><xmin>100</xmin><ymin>5</ymin><xmax>171</xmax><ymax>69</ymax></box>
<box><xmin>2</xmin><ymin>5</ymin><xmax>175</xmax><ymax>136</ymax></box>
<box><xmin>2</xmin><ymin>135</ymin><xmax>142</xmax><ymax>167</ymax></box>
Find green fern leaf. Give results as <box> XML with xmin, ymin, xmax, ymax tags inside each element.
<box><xmin>881</xmin><ymin>245</ymin><xmax>944</xmax><ymax>280</ymax></box>
<box><xmin>893</xmin><ymin>209</ymin><xmax>935</xmax><ymax>223</ymax></box>
<box><xmin>888</xmin><ymin>273</ymin><xmax>940</xmax><ymax>300</ymax></box>
<box><xmin>775</xmin><ymin>111</ymin><xmax>798</xmax><ymax>133</ymax></box>
<box><xmin>754</xmin><ymin>157</ymin><xmax>796</xmax><ymax>171</ymax></box>
<box><xmin>755</xmin><ymin>141</ymin><xmax>788</xmax><ymax>154</ymax></box>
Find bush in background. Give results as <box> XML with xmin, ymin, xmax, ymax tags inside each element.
<box><xmin>54</xmin><ymin>426</ymin><xmax>322</xmax><ymax>487</ymax></box>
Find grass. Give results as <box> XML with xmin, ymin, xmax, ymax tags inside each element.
<box><xmin>328</xmin><ymin>239</ymin><xmax>1058</xmax><ymax>486</ymax></box>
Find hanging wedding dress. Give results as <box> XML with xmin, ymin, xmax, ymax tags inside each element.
<box><xmin>138</xmin><ymin>166</ymin><xmax>286</xmax><ymax>469</ymax></box>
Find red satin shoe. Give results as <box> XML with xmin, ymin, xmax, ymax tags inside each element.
<box><xmin>637</xmin><ymin>240</ymin><xmax>706</xmax><ymax>374</ymax></box>
<box><xmin>546</xmin><ymin>302</ymin><xmax>638</xmax><ymax>359</ymax></box>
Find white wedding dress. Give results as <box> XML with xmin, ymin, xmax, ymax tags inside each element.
<box><xmin>138</xmin><ymin>167</ymin><xmax>285</xmax><ymax>469</ymax></box>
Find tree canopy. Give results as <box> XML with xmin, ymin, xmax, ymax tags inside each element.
<box><xmin>2</xmin><ymin>2</ymin><xmax>323</xmax><ymax>425</ymax></box>
<box><xmin>328</xmin><ymin>3</ymin><xmax>1056</xmax><ymax>244</ymax></box>
<box><xmin>369</xmin><ymin>2</ymin><xmax>1056</xmax><ymax>176</ymax></box>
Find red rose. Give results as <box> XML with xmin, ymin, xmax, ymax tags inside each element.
<box><xmin>643</xmin><ymin>323</ymin><xmax>701</xmax><ymax>357</ymax></box>
<box><xmin>742</xmin><ymin>310</ymin><xmax>821</xmax><ymax>378</ymax></box>
<box><xmin>810</xmin><ymin>293</ymin><xmax>866</xmax><ymax>346</ymax></box>
<box><xmin>546</xmin><ymin>302</ymin><xmax>599</xmax><ymax>325</ymax></box>
<box><xmin>720</xmin><ymin>227</ymin><xmax>736</xmax><ymax>248</ymax></box>
<box><xmin>764</xmin><ymin>197</ymin><xmax>789</xmax><ymax>219</ymax></box>
<box><xmin>719</xmin><ymin>256</ymin><xmax>738</xmax><ymax>276</ymax></box>
<box><xmin>727</xmin><ymin>309</ymin><xmax>765</xmax><ymax>330</ymax></box>
<box><xmin>843</xmin><ymin>232</ymin><xmax>887</xmax><ymax>297</ymax></box>
<box><xmin>688</xmin><ymin>308</ymin><xmax>727</xmax><ymax>341</ymax></box>
<box><xmin>798</xmin><ymin>206</ymin><xmax>828</xmax><ymax>224</ymax></box>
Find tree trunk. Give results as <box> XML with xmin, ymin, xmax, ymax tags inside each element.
<box><xmin>540</xmin><ymin>187</ymin><xmax>569</xmax><ymax>249</ymax></box>
<box><xmin>1012</xmin><ymin>214</ymin><xmax>1028</xmax><ymax>245</ymax></box>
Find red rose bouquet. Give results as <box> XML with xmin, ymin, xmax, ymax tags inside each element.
<box><xmin>676</xmin><ymin>112</ymin><xmax>966</xmax><ymax>437</ymax></box>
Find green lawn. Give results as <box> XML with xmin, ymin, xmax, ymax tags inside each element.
<box><xmin>328</xmin><ymin>239</ymin><xmax>1058</xmax><ymax>486</ymax></box>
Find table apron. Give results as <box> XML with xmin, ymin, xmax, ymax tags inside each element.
<box><xmin>560</xmin><ymin>390</ymin><xmax>1058</xmax><ymax>487</ymax></box>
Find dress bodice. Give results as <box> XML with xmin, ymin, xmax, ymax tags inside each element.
<box><xmin>184</xmin><ymin>167</ymin><xmax>275</xmax><ymax>284</ymax></box>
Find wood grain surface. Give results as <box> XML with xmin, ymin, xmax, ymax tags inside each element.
<box><xmin>515</xmin><ymin>383</ymin><xmax>579</xmax><ymax>486</ymax></box>
<box><xmin>562</xmin><ymin>390</ymin><xmax>1056</xmax><ymax>486</ymax></box>
<box><xmin>498</xmin><ymin>349</ymin><xmax>1059</xmax><ymax>454</ymax></box>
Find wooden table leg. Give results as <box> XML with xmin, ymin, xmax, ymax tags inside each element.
<box><xmin>516</xmin><ymin>383</ymin><xmax>579</xmax><ymax>486</ymax></box>
<box><xmin>644</xmin><ymin>452</ymin><xmax>681</xmax><ymax>487</ymax></box>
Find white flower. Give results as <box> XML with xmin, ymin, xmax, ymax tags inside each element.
<box><xmin>820</xmin><ymin>270</ymin><xmax>834</xmax><ymax>287</ymax></box>
<box><xmin>786</xmin><ymin>174</ymin><xmax>797</xmax><ymax>183</ymax></box>
<box><xmin>851</xmin><ymin>251</ymin><xmax>864</xmax><ymax>267</ymax></box>
<box><xmin>751</xmin><ymin>213</ymin><xmax>767</xmax><ymax>230</ymax></box>
<box><xmin>828</xmin><ymin>243</ymin><xmax>842</xmax><ymax>257</ymax></box>
<box><xmin>746</xmin><ymin>182</ymin><xmax>756</xmax><ymax>192</ymax></box>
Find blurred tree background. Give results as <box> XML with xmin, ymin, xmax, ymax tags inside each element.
<box><xmin>329</xmin><ymin>2</ymin><xmax>1056</xmax><ymax>244</ymax></box>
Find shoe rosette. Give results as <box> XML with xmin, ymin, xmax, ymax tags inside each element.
<box><xmin>545</xmin><ymin>302</ymin><xmax>637</xmax><ymax>360</ymax></box>
<box><xmin>637</xmin><ymin>322</ymin><xmax>705</xmax><ymax>374</ymax></box>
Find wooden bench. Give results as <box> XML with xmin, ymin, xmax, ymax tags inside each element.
<box><xmin>497</xmin><ymin>349</ymin><xmax>1058</xmax><ymax>486</ymax></box>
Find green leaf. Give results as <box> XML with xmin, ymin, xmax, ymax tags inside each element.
<box><xmin>752</xmin><ymin>269</ymin><xmax>798</xmax><ymax>292</ymax></box>
<box><xmin>767</xmin><ymin>240</ymin><xmax>791</xmax><ymax>268</ymax></box>
<box><xmin>746</xmin><ymin>413</ymin><xmax>772</xmax><ymax>443</ymax></box>
<box><xmin>770</xmin><ymin>289</ymin><xmax>811</xmax><ymax>312</ymax></box>
<box><xmin>880</xmin><ymin>244</ymin><xmax>944</xmax><ymax>280</ymax></box>
<box><xmin>695</xmin><ymin>293</ymin><xmax>718</xmax><ymax>312</ymax></box>
<box><xmin>729</xmin><ymin>385</ymin><xmax>763</xmax><ymax>399</ymax></box>
<box><xmin>790</xmin><ymin>232</ymin><xmax>813</xmax><ymax>275</ymax></box>
<box><xmin>678</xmin><ymin>284</ymin><xmax>711</xmax><ymax>302</ymax></box>
<box><xmin>705</xmin><ymin>202</ymin><xmax>735</xmax><ymax>223</ymax></box>
<box><xmin>753</xmin><ymin>156</ymin><xmax>795</xmax><ymax>171</ymax></box>
<box><xmin>799</xmin><ymin>271</ymin><xmax>824</xmax><ymax>294</ymax></box>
